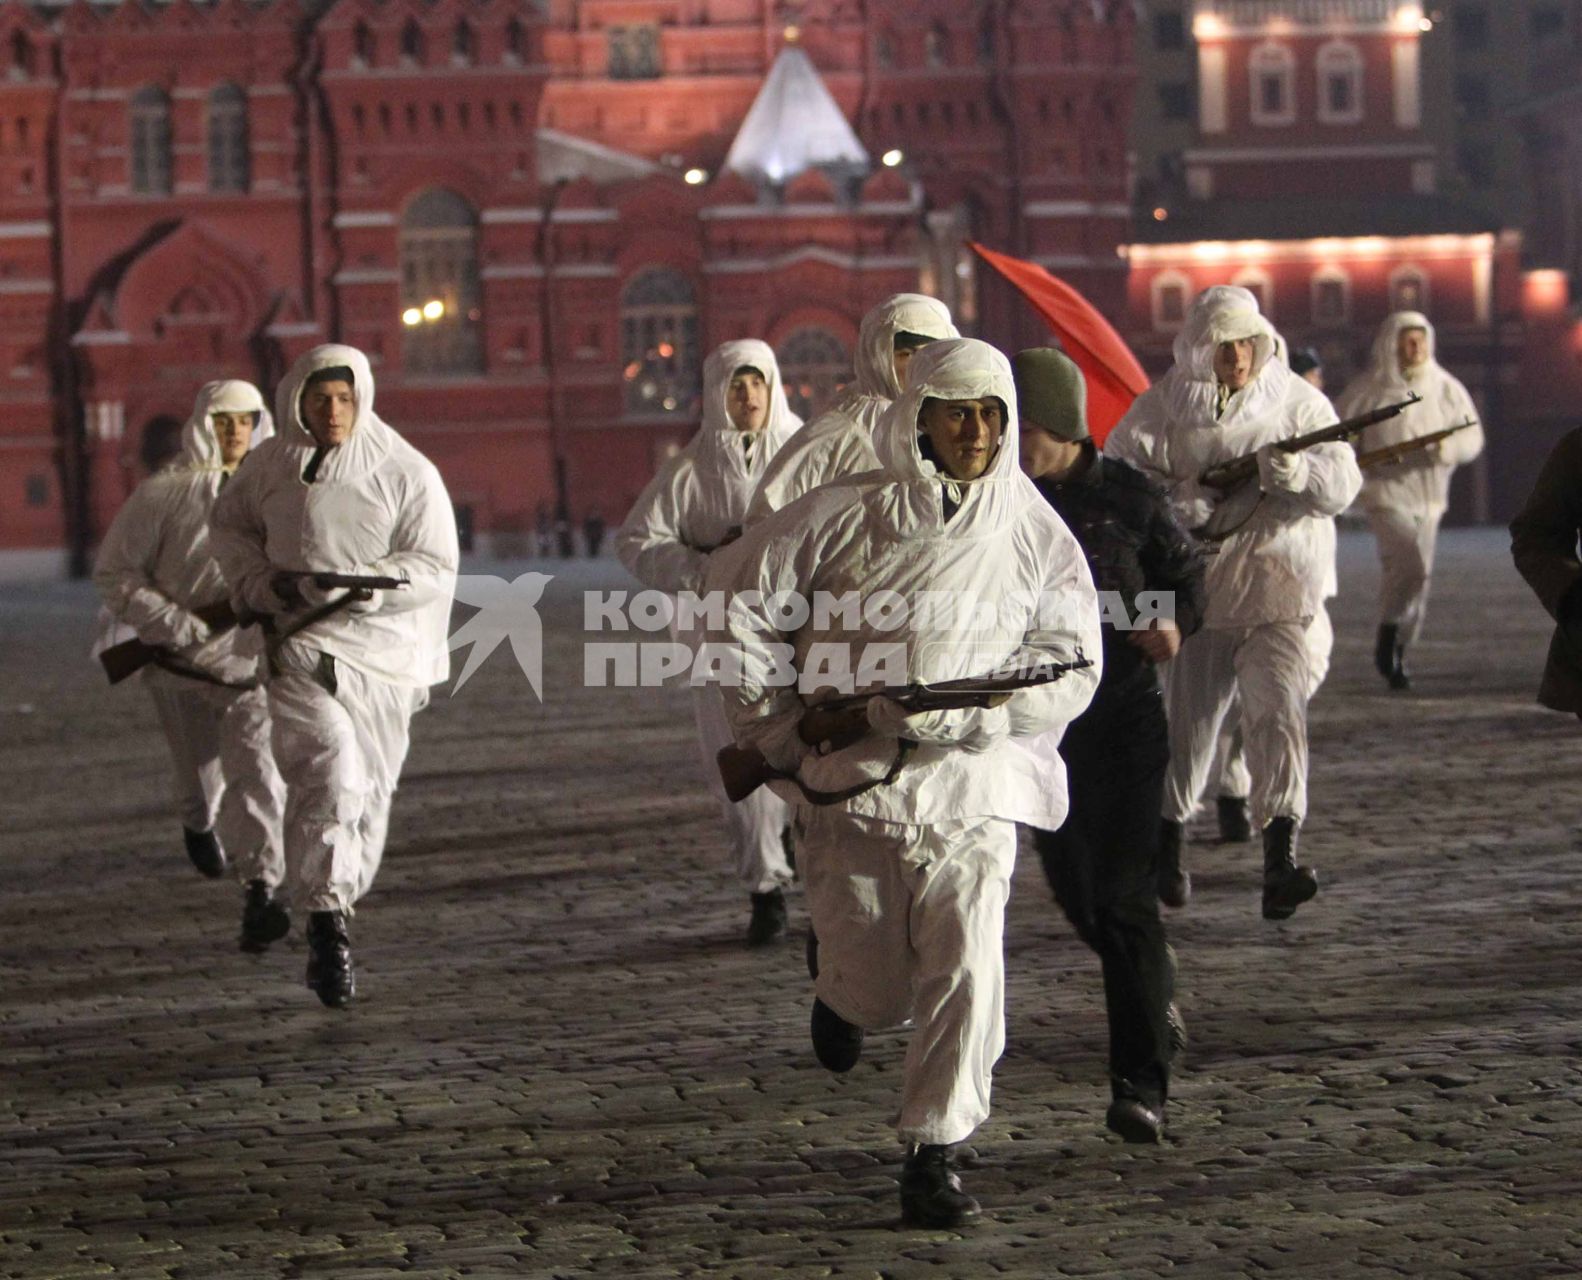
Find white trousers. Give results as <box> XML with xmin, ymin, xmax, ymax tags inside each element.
<box><xmin>799</xmin><ymin>807</ymin><xmax>1017</xmax><ymax>1147</ymax></box>
<box><xmin>691</xmin><ymin>685</ymin><xmax>793</xmax><ymax>894</ymax></box>
<box><xmin>1368</xmin><ymin>507</ymin><xmax>1442</xmax><ymax>646</ymax></box>
<box><xmin>146</xmin><ymin>672</ymin><xmax>285</xmax><ymax>885</ymax></box>
<box><xmin>1210</xmin><ymin>606</ymin><xmax>1332</xmax><ymax>799</ymax></box>
<box><xmin>1164</xmin><ymin>621</ymin><xmax>1312</xmax><ymax>829</ymax></box>
<box><xmin>268</xmin><ymin>647</ymin><xmax>421</xmax><ymax>914</ymax></box>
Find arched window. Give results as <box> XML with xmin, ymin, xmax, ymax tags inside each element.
<box><xmin>1316</xmin><ymin>40</ymin><xmax>1363</xmax><ymax>124</ymax></box>
<box><xmin>1151</xmin><ymin>271</ymin><xmax>1190</xmax><ymax>331</ymax></box>
<box><xmin>1390</xmin><ymin>265</ymin><xmax>1430</xmax><ymax>313</ymax></box>
<box><xmin>776</xmin><ymin>328</ymin><xmax>851</xmax><ymax>422</ymax></box>
<box><xmin>1233</xmin><ymin>268</ymin><xmax>1274</xmax><ymax>320</ymax></box>
<box><xmin>1311</xmin><ymin>268</ymin><xmax>1350</xmax><ymax>328</ymax></box>
<box><xmin>400</xmin><ymin>19</ymin><xmax>425</xmax><ymax>65</ymax></box>
<box><xmin>977</xmin><ymin>16</ymin><xmax>995</xmax><ymax>65</ymax></box>
<box><xmin>130</xmin><ymin>86</ymin><xmax>172</xmax><ymax>195</ymax></box>
<box><xmin>207</xmin><ymin>84</ymin><xmax>249</xmax><ymax>193</ymax></box>
<box><xmin>452</xmin><ymin>20</ymin><xmax>475</xmax><ymax>65</ymax></box>
<box><xmin>875</xmin><ymin>29</ymin><xmax>897</xmax><ymax>69</ymax></box>
<box><xmin>400</xmin><ymin>188</ymin><xmax>483</xmax><ymax>375</ymax></box>
<box><xmin>353</xmin><ymin>22</ymin><xmax>376</xmax><ymax>68</ymax></box>
<box><xmin>620</xmin><ymin>268</ymin><xmax>699</xmax><ymax>418</ymax></box>
<box><xmin>925</xmin><ymin>23</ymin><xmax>948</xmax><ymax>67</ymax></box>
<box><xmin>1249</xmin><ymin>42</ymin><xmax>1296</xmax><ymax>126</ymax></box>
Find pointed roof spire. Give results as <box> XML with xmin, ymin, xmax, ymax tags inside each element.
<box><xmin>723</xmin><ymin>45</ymin><xmax>869</xmax><ymax>188</ymax></box>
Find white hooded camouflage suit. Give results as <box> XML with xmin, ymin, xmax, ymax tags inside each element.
<box><xmin>1336</xmin><ymin>310</ymin><xmax>1484</xmax><ymax>645</ymax></box>
<box><xmin>1107</xmin><ymin>286</ymin><xmax>1361</xmax><ymax>829</ymax></box>
<box><xmin>719</xmin><ymin>337</ymin><xmax>1101</xmax><ymax>1147</ymax></box>
<box><xmin>94</xmin><ymin>379</ymin><xmax>287</xmax><ymax>885</ymax></box>
<box><xmin>211</xmin><ymin>345</ymin><xmax>459</xmax><ymax>914</ymax></box>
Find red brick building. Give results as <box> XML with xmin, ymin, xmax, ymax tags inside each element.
<box><xmin>1119</xmin><ymin>0</ymin><xmax>1534</xmax><ymax>523</ymax></box>
<box><xmin>0</xmin><ymin>0</ymin><xmax>1136</xmax><ymax>576</ymax></box>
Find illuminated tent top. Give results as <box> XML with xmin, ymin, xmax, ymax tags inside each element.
<box><xmin>723</xmin><ymin>45</ymin><xmax>869</xmax><ymax>187</ymax></box>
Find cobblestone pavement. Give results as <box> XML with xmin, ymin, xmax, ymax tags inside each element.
<box><xmin>2</xmin><ymin>528</ymin><xmax>1580</xmax><ymax>1279</ymax></box>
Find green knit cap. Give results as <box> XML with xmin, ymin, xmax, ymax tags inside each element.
<box><xmin>1012</xmin><ymin>348</ymin><xmax>1089</xmax><ymax>442</ymax></box>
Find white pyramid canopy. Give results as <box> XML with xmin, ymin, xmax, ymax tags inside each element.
<box><xmin>723</xmin><ymin>45</ymin><xmax>870</xmax><ymax>186</ymax></box>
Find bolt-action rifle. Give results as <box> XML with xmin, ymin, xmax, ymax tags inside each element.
<box><xmin>1195</xmin><ymin>392</ymin><xmax>1422</xmax><ymax>542</ymax></box>
<box><xmin>1356</xmin><ymin>419</ymin><xmax>1479</xmax><ymax>470</ymax></box>
<box><xmin>716</xmin><ymin>654</ymin><xmax>1092</xmax><ymax>805</ymax></box>
<box><xmin>98</xmin><ymin>571</ymin><xmax>408</xmax><ymax>685</ymax></box>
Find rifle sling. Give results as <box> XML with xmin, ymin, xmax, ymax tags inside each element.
<box><xmin>264</xmin><ymin>590</ymin><xmax>369</xmax><ymax>677</ymax></box>
<box><xmin>150</xmin><ymin>652</ymin><xmax>261</xmax><ymax>692</ymax></box>
<box><xmin>773</xmin><ymin>739</ymin><xmax>918</xmax><ymax>808</ymax></box>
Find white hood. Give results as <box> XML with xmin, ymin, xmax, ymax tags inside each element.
<box><xmin>853</xmin><ymin>293</ymin><xmax>959</xmax><ymax>401</ymax></box>
<box><xmin>273</xmin><ymin>343</ymin><xmax>397</xmax><ymax>484</ymax></box>
<box><xmin>870</xmin><ymin>336</ymin><xmax>1035</xmax><ymax>537</ymax></box>
<box><xmin>173</xmin><ymin>379</ymin><xmax>273</xmax><ymax>472</ymax></box>
<box><xmin>688</xmin><ymin>338</ymin><xmax>802</xmax><ymax>482</ymax></box>
<box><xmin>1159</xmin><ymin>285</ymin><xmax>1290</xmax><ymax>432</ymax></box>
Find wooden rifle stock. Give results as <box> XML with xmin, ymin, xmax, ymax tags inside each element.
<box><xmin>1356</xmin><ymin>419</ymin><xmax>1478</xmax><ymax>470</ymax></box>
<box><xmin>98</xmin><ymin>600</ymin><xmax>241</xmax><ymax>685</ymax></box>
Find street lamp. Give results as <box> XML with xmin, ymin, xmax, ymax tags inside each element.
<box><xmin>422</xmin><ymin>299</ymin><xmax>445</xmax><ymax>321</ymax></box>
<box><xmin>684</xmin><ymin>167</ymin><xmax>708</xmax><ymax>185</ymax></box>
<box><xmin>402</xmin><ymin>307</ymin><xmax>422</xmax><ymax>326</ymax></box>
<box><xmin>882</xmin><ymin>148</ymin><xmax>904</xmax><ymax>168</ymax></box>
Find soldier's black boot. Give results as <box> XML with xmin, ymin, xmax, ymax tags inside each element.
<box><xmin>746</xmin><ymin>888</ymin><xmax>788</xmax><ymax>947</ymax></box>
<box><xmin>239</xmin><ymin>880</ymin><xmax>290</xmax><ymax>953</ymax></box>
<box><xmin>306</xmin><ymin>910</ymin><xmax>355</xmax><ymax>1008</ymax></box>
<box><xmin>1157</xmin><ymin>819</ymin><xmax>1190</xmax><ymax>908</ymax></box>
<box><xmin>811</xmin><ymin>997</ymin><xmax>864</xmax><ymax>1072</ymax></box>
<box><xmin>1106</xmin><ymin>1094</ymin><xmax>1165</xmax><ymax>1144</ymax></box>
<box><xmin>182</xmin><ymin>827</ymin><xmax>226</xmax><ymax>879</ymax></box>
<box><xmin>1216</xmin><ymin>795</ymin><xmax>1253</xmax><ymax>844</ymax></box>
<box><xmin>1389</xmin><ymin>638</ymin><xmax>1412</xmax><ymax>691</ymax></box>
<box><xmin>1261</xmin><ymin>817</ymin><xmax>1318</xmax><ymax>921</ymax></box>
<box><xmin>900</xmin><ymin>1144</ymin><xmax>982</xmax><ymax>1228</ymax></box>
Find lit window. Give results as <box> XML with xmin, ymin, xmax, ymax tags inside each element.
<box><xmin>1152</xmin><ymin>274</ymin><xmax>1190</xmax><ymax>330</ymax></box>
<box><xmin>776</xmin><ymin>328</ymin><xmax>851</xmax><ymax>422</ymax></box>
<box><xmin>621</xmin><ymin>269</ymin><xmax>699</xmax><ymax>418</ymax></box>
<box><xmin>1316</xmin><ymin>41</ymin><xmax>1363</xmax><ymax>125</ymax></box>
<box><xmin>609</xmin><ymin>25</ymin><xmax>661</xmax><ymax>79</ymax></box>
<box><xmin>1390</xmin><ymin>267</ymin><xmax>1430</xmax><ymax>313</ymax></box>
<box><xmin>400</xmin><ymin>189</ymin><xmax>483</xmax><ymax>375</ymax></box>
<box><xmin>1312</xmin><ymin>271</ymin><xmax>1350</xmax><ymax>327</ymax></box>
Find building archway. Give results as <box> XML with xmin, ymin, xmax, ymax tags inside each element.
<box><xmin>776</xmin><ymin>327</ymin><xmax>851</xmax><ymax>422</ymax></box>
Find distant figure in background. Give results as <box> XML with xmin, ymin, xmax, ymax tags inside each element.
<box><xmin>1289</xmin><ymin>347</ymin><xmax>1324</xmax><ymax>392</ymax></box>
<box><xmin>1337</xmin><ymin>312</ymin><xmax>1484</xmax><ymax>691</ymax></box>
<box><xmin>94</xmin><ymin>380</ymin><xmax>289</xmax><ymax>951</ymax></box>
<box><xmin>535</xmin><ymin>503</ymin><xmax>555</xmax><ymax>558</ymax></box>
<box><xmin>583</xmin><ymin>510</ymin><xmax>607</xmax><ymax>558</ymax></box>
<box><xmin>1510</xmin><ymin>426</ymin><xmax>1582</xmax><ymax>719</ymax></box>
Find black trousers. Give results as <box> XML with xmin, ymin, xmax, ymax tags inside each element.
<box><xmin>1034</xmin><ymin>670</ymin><xmax>1175</xmax><ymax>1108</ymax></box>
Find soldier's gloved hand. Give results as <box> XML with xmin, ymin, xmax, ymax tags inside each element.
<box><xmin>1257</xmin><ymin>445</ymin><xmax>1310</xmax><ymax>494</ymax></box>
<box><xmin>1171</xmin><ymin>478</ymin><xmax>1218</xmax><ymax>531</ymax></box>
<box><xmin>167</xmin><ymin>609</ymin><xmax>213</xmax><ymax>650</ymax></box>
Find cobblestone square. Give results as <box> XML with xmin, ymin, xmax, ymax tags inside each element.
<box><xmin>2</xmin><ymin>528</ymin><xmax>1579</xmax><ymax>1278</ymax></box>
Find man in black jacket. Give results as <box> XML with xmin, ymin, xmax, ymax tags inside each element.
<box><xmin>1014</xmin><ymin>349</ymin><xmax>1208</xmax><ymax>1143</ymax></box>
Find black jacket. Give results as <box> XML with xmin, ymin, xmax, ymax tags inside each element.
<box><xmin>1510</xmin><ymin>426</ymin><xmax>1582</xmax><ymax>714</ymax></box>
<box><xmin>1034</xmin><ymin>443</ymin><xmax>1208</xmax><ymax>690</ymax></box>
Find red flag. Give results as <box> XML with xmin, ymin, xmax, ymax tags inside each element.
<box><xmin>970</xmin><ymin>241</ymin><xmax>1149</xmax><ymax>445</ymax></box>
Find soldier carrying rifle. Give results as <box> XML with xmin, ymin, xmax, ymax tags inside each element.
<box><xmin>211</xmin><ymin>346</ymin><xmax>458</xmax><ymax>1008</ymax></box>
<box><xmin>93</xmin><ymin>380</ymin><xmax>288</xmax><ymax>949</ymax></box>
<box><xmin>716</xmin><ymin>338</ymin><xmax>1102</xmax><ymax>1228</ymax></box>
<box><xmin>1337</xmin><ymin>311</ymin><xmax>1486</xmax><ymax>691</ymax></box>
<box><xmin>1106</xmin><ymin>286</ymin><xmax>1362</xmax><ymax>922</ymax></box>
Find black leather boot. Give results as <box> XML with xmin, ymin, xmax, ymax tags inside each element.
<box><xmin>1216</xmin><ymin>795</ymin><xmax>1253</xmax><ymax>844</ymax></box>
<box><xmin>1261</xmin><ymin>817</ymin><xmax>1318</xmax><ymax>921</ymax></box>
<box><xmin>182</xmin><ymin>827</ymin><xmax>227</xmax><ymax>879</ymax></box>
<box><xmin>746</xmin><ymin>888</ymin><xmax>788</xmax><ymax>947</ymax></box>
<box><xmin>1157</xmin><ymin>819</ymin><xmax>1190</xmax><ymax>908</ymax></box>
<box><xmin>1375</xmin><ymin>623</ymin><xmax>1412</xmax><ymax>689</ymax></box>
<box><xmin>1106</xmin><ymin>1095</ymin><xmax>1165</xmax><ymax>1144</ymax></box>
<box><xmin>900</xmin><ymin>1144</ymin><xmax>982</xmax><ymax>1228</ymax></box>
<box><xmin>239</xmin><ymin>880</ymin><xmax>291</xmax><ymax>953</ymax></box>
<box><xmin>306</xmin><ymin>910</ymin><xmax>355</xmax><ymax>1007</ymax></box>
<box><xmin>810</xmin><ymin>997</ymin><xmax>863</xmax><ymax>1072</ymax></box>
<box><xmin>805</xmin><ymin>929</ymin><xmax>819</xmax><ymax>980</ymax></box>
